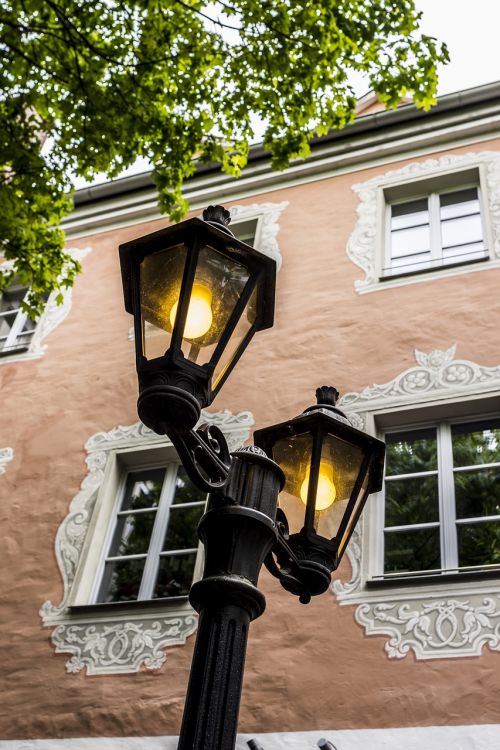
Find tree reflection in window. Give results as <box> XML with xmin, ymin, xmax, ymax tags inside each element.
<box><xmin>97</xmin><ymin>465</ymin><xmax>207</xmax><ymax>603</ymax></box>
<box><xmin>383</xmin><ymin>418</ymin><xmax>500</xmax><ymax>576</ymax></box>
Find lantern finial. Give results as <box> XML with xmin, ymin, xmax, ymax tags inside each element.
<box><xmin>315</xmin><ymin>386</ymin><xmax>339</xmax><ymax>407</ymax></box>
<box><xmin>202</xmin><ymin>205</ymin><xmax>233</xmax><ymax>234</ymax></box>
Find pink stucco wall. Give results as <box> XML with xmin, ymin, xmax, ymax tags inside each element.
<box><xmin>2</xmin><ymin>138</ymin><xmax>500</xmax><ymax>739</ymax></box>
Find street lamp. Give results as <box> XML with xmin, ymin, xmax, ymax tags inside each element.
<box><xmin>119</xmin><ymin>204</ymin><xmax>276</xmax><ymax>436</ymax></box>
<box><xmin>119</xmin><ymin>205</ymin><xmax>385</xmax><ymax>750</ymax></box>
<box><xmin>254</xmin><ymin>385</ymin><xmax>384</xmax><ymax>603</ymax></box>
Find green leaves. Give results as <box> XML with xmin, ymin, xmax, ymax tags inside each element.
<box><xmin>0</xmin><ymin>0</ymin><xmax>448</xmax><ymax>316</ymax></box>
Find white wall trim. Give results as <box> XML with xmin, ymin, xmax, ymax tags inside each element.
<box><xmin>2</xmin><ymin>725</ymin><xmax>500</xmax><ymax>750</ymax></box>
<box><xmin>0</xmin><ymin>247</ymin><xmax>92</xmax><ymax>365</ymax></box>
<box><xmin>0</xmin><ymin>447</ymin><xmax>13</xmax><ymax>475</ymax></box>
<box><xmin>346</xmin><ymin>151</ymin><xmax>500</xmax><ymax>293</ymax></box>
<box><xmin>335</xmin><ymin>345</ymin><xmax>500</xmax><ymax>660</ymax></box>
<box><xmin>39</xmin><ymin>410</ymin><xmax>253</xmax><ymax>676</ymax></box>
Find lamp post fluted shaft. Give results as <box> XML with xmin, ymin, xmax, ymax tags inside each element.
<box><xmin>177</xmin><ymin>447</ymin><xmax>284</xmax><ymax>750</ymax></box>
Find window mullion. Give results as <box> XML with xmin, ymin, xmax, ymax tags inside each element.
<box><xmin>438</xmin><ymin>423</ymin><xmax>458</xmax><ymax>569</ymax></box>
<box><xmin>138</xmin><ymin>464</ymin><xmax>178</xmax><ymax>600</ymax></box>
<box><xmin>429</xmin><ymin>193</ymin><xmax>442</xmax><ymax>262</ymax></box>
<box><xmin>385</xmin><ymin>201</ymin><xmax>393</xmax><ymax>275</ymax></box>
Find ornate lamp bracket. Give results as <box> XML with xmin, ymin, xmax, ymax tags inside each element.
<box><xmin>167</xmin><ymin>422</ymin><xmax>232</xmax><ymax>492</ymax></box>
<box><xmin>264</xmin><ymin>509</ymin><xmax>313</xmax><ymax>605</ymax></box>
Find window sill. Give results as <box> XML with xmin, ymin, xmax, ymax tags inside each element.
<box><xmin>0</xmin><ymin>345</ymin><xmax>29</xmax><ymax>358</ymax></box>
<box><xmin>379</xmin><ymin>254</ymin><xmax>488</xmax><ymax>284</ymax></box>
<box><xmin>367</xmin><ymin>567</ymin><xmax>500</xmax><ymax>589</ymax></box>
<box><xmin>70</xmin><ymin>595</ymin><xmax>191</xmax><ymax>617</ymax></box>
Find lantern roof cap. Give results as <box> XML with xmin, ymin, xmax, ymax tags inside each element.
<box><xmin>302</xmin><ymin>385</ymin><xmax>351</xmax><ymax>426</ymax></box>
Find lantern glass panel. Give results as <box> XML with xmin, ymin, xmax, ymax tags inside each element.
<box><xmin>140</xmin><ymin>243</ymin><xmax>187</xmax><ymax>360</ymax></box>
<box><xmin>212</xmin><ymin>285</ymin><xmax>257</xmax><ymax>389</ymax></box>
<box><xmin>178</xmin><ymin>244</ymin><xmax>251</xmax><ymax>366</ymax></box>
<box><xmin>273</xmin><ymin>431</ymin><xmax>365</xmax><ymax>540</ymax></box>
<box><xmin>273</xmin><ymin>433</ymin><xmax>314</xmax><ymax>535</ymax></box>
<box><xmin>336</xmin><ymin>472</ymin><xmax>370</xmax><ymax>558</ymax></box>
<box><xmin>314</xmin><ymin>433</ymin><xmax>365</xmax><ymax>540</ymax></box>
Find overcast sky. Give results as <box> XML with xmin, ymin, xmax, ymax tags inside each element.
<box><xmin>417</xmin><ymin>0</ymin><xmax>500</xmax><ymax>95</ymax></box>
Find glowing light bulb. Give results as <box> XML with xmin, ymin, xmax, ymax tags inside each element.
<box><xmin>170</xmin><ymin>283</ymin><xmax>213</xmax><ymax>340</ymax></box>
<box><xmin>300</xmin><ymin>461</ymin><xmax>336</xmax><ymax>511</ymax></box>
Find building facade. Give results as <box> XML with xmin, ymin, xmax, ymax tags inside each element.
<box><xmin>2</xmin><ymin>82</ymin><xmax>500</xmax><ymax>749</ymax></box>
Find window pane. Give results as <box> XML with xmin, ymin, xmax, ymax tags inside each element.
<box><xmin>153</xmin><ymin>553</ymin><xmax>197</xmax><ymax>598</ymax></box>
<box><xmin>120</xmin><ymin>469</ymin><xmax>166</xmax><ymax>511</ymax></box>
<box><xmin>163</xmin><ymin>505</ymin><xmax>205</xmax><ymax>551</ymax></box>
<box><xmin>455</xmin><ymin>467</ymin><xmax>500</xmax><ymax>519</ymax></box>
<box><xmin>0</xmin><ymin>310</ymin><xmax>17</xmax><ymax>338</ymax></box>
<box><xmin>385</xmin><ymin>475</ymin><xmax>439</xmax><ymax>527</ymax></box>
<box><xmin>385</xmin><ymin>428</ymin><xmax>437</xmax><ymax>475</ymax></box>
<box><xmin>173</xmin><ymin>466</ymin><xmax>208</xmax><ymax>504</ymax></box>
<box><xmin>384</xmin><ymin>527</ymin><xmax>440</xmax><ymax>573</ymax></box>
<box><xmin>390</xmin><ymin>225</ymin><xmax>431</xmax><ymax>259</ymax></box>
<box><xmin>452</xmin><ymin>419</ymin><xmax>500</xmax><ymax>466</ymax></box>
<box><xmin>442</xmin><ymin>242</ymin><xmax>486</xmax><ymax>264</ymax></box>
<box><xmin>108</xmin><ymin>511</ymin><xmax>157</xmax><ymax>557</ymax></box>
<box><xmin>98</xmin><ymin>558</ymin><xmax>146</xmax><ymax>602</ymax></box>
<box><xmin>458</xmin><ymin>521</ymin><xmax>500</xmax><ymax>567</ymax></box>
<box><xmin>0</xmin><ymin>282</ymin><xmax>28</xmax><ymax>312</ymax></box>
<box><xmin>440</xmin><ymin>188</ymin><xmax>479</xmax><ymax>219</ymax></box>
<box><xmin>391</xmin><ymin>199</ymin><xmax>429</xmax><ymax>229</ymax></box>
<box><xmin>441</xmin><ymin>214</ymin><xmax>483</xmax><ymax>249</ymax></box>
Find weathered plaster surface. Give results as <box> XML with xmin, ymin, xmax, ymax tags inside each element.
<box><xmin>2</xmin><ymin>140</ymin><xmax>500</xmax><ymax>740</ymax></box>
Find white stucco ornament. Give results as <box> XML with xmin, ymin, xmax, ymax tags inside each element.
<box><xmin>0</xmin><ymin>447</ymin><xmax>13</xmax><ymax>475</ymax></box>
<box><xmin>346</xmin><ymin>151</ymin><xmax>500</xmax><ymax>292</ymax></box>
<box><xmin>40</xmin><ymin>410</ymin><xmax>253</xmax><ymax>675</ymax></box>
<box><xmin>334</xmin><ymin>345</ymin><xmax>500</xmax><ymax>660</ymax></box>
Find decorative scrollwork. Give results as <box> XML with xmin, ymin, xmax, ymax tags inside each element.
<box><xmin>265</xmin><ymin>510</ymin><xmax>313</xmax><ymax>605</ymax></box>
<box><xmin>168</xmin><ymin>424</ymin><xmax>232</xmax><ymax>492</ymax></box>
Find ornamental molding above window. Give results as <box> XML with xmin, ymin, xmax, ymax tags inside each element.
<box><xmin>39</xmin><ymin>409</ymin><xmax>253</xmax><ymax>676</ymax></box>
<box><xmin>0</xmin><ymin>247</ymin><xmax>92</xmax><ymax>364</ymax></box>
<box><xmin>0</xmin><ymin>447</ymin><xmax>13</xmax><ymax>475</ymax></box>
<box><xmin>335</xmin><ymin>345</ymin><xmax>500</xmax><ymax>660</ymax></box>
<box><xmin>229</xmin><ymin>201</ymin><xmax>288</xmax><ymax>271</ymax></box>
<box><xmin>346</xmin><ymin>151</ymin><xmax>500</xmax><ymax>293</ymax></box>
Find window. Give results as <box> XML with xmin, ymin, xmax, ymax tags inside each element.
<box><xmin>382</xmin><ymin>417</ymin><xmax>500</xmax><ymax>578</ymax></box>
<box><xmin>41</xmin><ymin>411</ymin><xmax>253</xmax><ymax>675</ymax></box>
<box><xmin>384</xmin><ymin>186</ymin><xmax>487</xmax><ymax>278</ymax></box>
<box><xmin>96</xmin><ymin>464</ymin><xmax>207</xmax><ymax>604</ymax></box>
<box><xmin>347</xmin><ymin>152</ymin><xmax>500</xmax><ymax>294</ymax></box>
<box><xmin>0</xmin><ymin>279</ymin><xmax>40</xmax><ymax>356</ymax></box>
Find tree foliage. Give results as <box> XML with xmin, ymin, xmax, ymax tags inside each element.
<box><xmin>0</xmin><ymin>0</ymin><xmax>448</xmax><ymax>315</ymax></box>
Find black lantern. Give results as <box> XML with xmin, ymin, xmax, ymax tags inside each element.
<box><xmin>119</xmin><ymin>205</ymin><xmax>276</xmax><ymax>435</ymax></box>
<box><xmin>254</xmin><ymin>386</ymin><xmax>385</xmax><ymax>598</ymax></box>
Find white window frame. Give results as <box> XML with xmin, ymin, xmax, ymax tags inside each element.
<box><xmin>377</xmin><ymin>414</ymin><xmax>500</xmax><ymax>580</ymax></box>
<box><xmin>0</xmin><ymin>280</ymin><xmax>34</xmax><ymax>355</ymax></box>
<box><xmin>383</xmin><ymin>182</ymin><xmax>488</xmax><ymax>280</ymax></box>
<box><xmin>346</xmin><ymin>151</ymin><xmax>500</xmax><ymax>294</ymax></box>
<box><xmin>0</xmin><ymin>247</ymin><xmax>91</xmax><ymax>364</ymax></box>
<box><xmin>40</xmin><ymin>409</ymin><xmax>253</xmax><ymax>675</ymax></box>
<box><xmin>91</xmin><ymin>459</ymin><xmax>207</xmax><ymax>605</ymax></box>
<box><xmin>333</xmin><ymin>345</ymin><xmax>500</xmax><ymax>660</ymax></box>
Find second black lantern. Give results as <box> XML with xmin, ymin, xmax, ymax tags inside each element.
<box><xmin>254</xmin><ymin>386</ymin><xmax>385</xmax><ymax>597</ymax></box>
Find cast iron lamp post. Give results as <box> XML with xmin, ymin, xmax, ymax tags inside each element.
<box><xmin>119</xmin><ymin>206</ymin><xmax>385</xmax><ymax>750</ymax></box>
